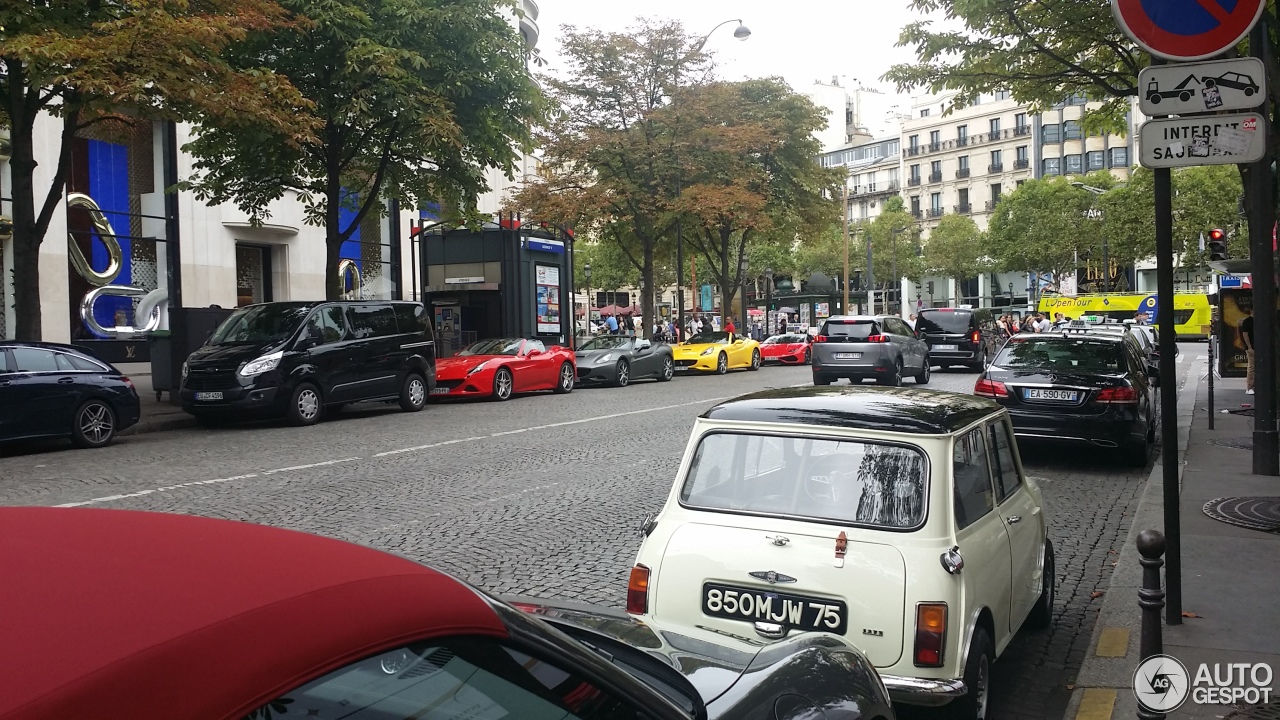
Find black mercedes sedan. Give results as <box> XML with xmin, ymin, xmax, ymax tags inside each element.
<box><xmin>575</xmin><ymin>334</ymin><xmax>675</xmax><ymax>387</ymax></box>
<box><xmin>973</xmin><ymin>326</ymin><xmax>1157</xmax><ymax>466</ymax></box>
<box><xmin>0</xmin><ymin>341</ymin><xmax>141</xmax><ymax>448</ymax></box>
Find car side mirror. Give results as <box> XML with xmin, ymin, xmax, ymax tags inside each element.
<box><xmin>637</xmin><ymin>339</ymin><xmax>651</xmax><ymax>350</ymax></box>
<box><xmin>296</xmin><ymin>336</ymin><xmax>319</xmax><ymax>351</ymax></box>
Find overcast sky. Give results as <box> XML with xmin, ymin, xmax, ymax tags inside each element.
<box><xmin>533</xmin><ymin>0</ymin><xmax>932</xmax><ymax>136</ymax></box>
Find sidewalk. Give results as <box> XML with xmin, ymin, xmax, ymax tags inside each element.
<box><xmin>116</xmin><ymin>363</ymin><xmax>198</xmax><ymax>436</ymax></box>
<box><xmin>1067</xmin><ymin>358</ymin><xmax>1280</xmax><ymax>720</ymax></box>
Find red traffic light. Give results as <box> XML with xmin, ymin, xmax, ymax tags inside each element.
<box><xmin>1209</xmin><ymin>228</ymin><xmax>1225</xmax><ymax>241</ymax></box>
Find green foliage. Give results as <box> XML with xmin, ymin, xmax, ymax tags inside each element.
<box><xmin>575</xmin><ymin>241</ymin><xmax>640</xmax><ymax>294</ymax></box>
<box><xmin>923</xmin><ymin>214</ymin><xmax>989</xmax><ymax>284</ymax></box>
<box><xmin>1099</xmin><ymin>166</ymin><xmax>1247</xmax><ymax>266</ymax></box>
<box><xmin>185</xmin><ymin>0</ymin><xmax>542</xmax><ymax>299</ymax></box>
<box><xmin>865</xmin><ymin>201</ymin><xmax>925</xmax><ymax>286</ymax></box>
<box><xmin>988</xmin><ymin>177</ymin><xmax>1094</xmax><ymax>286</ymax></box>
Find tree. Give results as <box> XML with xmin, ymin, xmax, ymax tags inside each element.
<box><xmin>185</xmin><ymin>0</ymin><xmax>542</xmax><ymax>300</ymax></box>
<box><xmin>864</xmin><ymin>196</ymin><xmax>925</xmax><ymax>299</ymax></box>
<box><xmin>988</xmin><ymin>177</ymin><xmax>1094</xmax><ymax>290</ymax></box>
<box><xmin>1099</xmin><ymin>165</ymin><xmax>1247</xmax><ymax>267</ymax></box>
<box><xmin>671</xmin><ymin>78</ymin><xmax>843</xmax><ymax>319</ymax></box>
<box><xmin>923</xmin><ymin>214</ymin><xmax>990</xmax><ymax>293</ymax></box>
<box><xmin>574</xmin><ymin>240</ymin><xmax>639</xmax><ymax>298</ymax></box>
<box><xmin>2</xmin><ymin>0</ymin><xmax>307</xmax><ymax>339</ymax></box>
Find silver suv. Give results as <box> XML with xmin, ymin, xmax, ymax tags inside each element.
<box><xmin>811</xmin><ymin>315</ymin><xmax>931</xmax><ymax>386</ymax></box>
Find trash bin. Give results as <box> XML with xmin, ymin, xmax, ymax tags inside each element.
<box><xmin>148</xmin><ymin>331</ymin><xmax>172</xmax><ymax>402</ymax></box>
<box><xmin>168</xmin><ymin>306</ymin><xmax>235</xmax><ymax>406</ymax></box>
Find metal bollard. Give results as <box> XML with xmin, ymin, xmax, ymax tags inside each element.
<box><xmin>1137</xmin><ymin>529</ymin><xmax>1167</xmax><ymax>720</ymax></box>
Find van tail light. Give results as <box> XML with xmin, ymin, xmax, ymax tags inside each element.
<box><xmin>866</xmin><ymin>334</ymin><xmax>889</xmax><ymax>343</ymax></box>
<box><xmin>913</xmin><ymin>602</ymin><xmax>948</xmax><ymax>667</ymax></box>
<box><xmin>814</xmin><ymin>335</ymin><xmax>828</xmax><ymax>343</ymax></box>
<box><xmin>969</xmin><ymin>330</ymin><xmax>981</xmax><ymax>343</ymax></box>
<box><xmin>626</xmin><ymin>565</ymin><xmax>650</xmax><ymax>614</ymax></box>
<box><xmin>974</xmin><ymin>379</ymin><xmax>1008</xmax><ymax>398</ymax></box>
<box><xmin>1096</xmin><ymin>386</ymin><xmax>1138</xmax><ymax>404</ymax></box>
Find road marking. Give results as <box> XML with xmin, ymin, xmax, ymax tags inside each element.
<box><xmin>1095</xmin><ymin>627</ymin><xmax>1129</xmax><ymax>657</ymax></box>
<box><xmin>55</xmin><ymin>473</ymin><xmax>260</xmax><ymax>508</ymax></box>
<box><xmin>261</xmin><ymin>457</ymin><xmax>362</xmax><ymax>475</ymax></box>
<box><xmin>374</xmin><ymin>436</ymin><xmax>488</xmax><ymax>458</ymax></box>
<box><xmin>1074</xmin><ymin>688</ymin><xmax>1116</xmax><ymax>720</ymax></box>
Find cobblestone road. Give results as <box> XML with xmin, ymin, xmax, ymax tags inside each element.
<box><xmin>0</xmin><ymin>354</ymin><xmax>1187</xmax><ymax>719</ymax></box>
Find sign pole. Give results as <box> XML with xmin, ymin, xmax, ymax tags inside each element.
<box><xmin>843</xmin><ymin>180</ymin><xmax>850</xmax><ymax>315</ymax></box>
<box><xmin>1248</xmin><ymin>19</ymin><xmax>1279</xmax><ymax>475</ymax></box>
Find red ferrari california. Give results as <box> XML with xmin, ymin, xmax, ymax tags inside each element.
<box><xmin>432</xmin><ymin>338</ymin><xmax>575</xmax><ymax>401</ymax></box>
<box><xmin>759</xmin><ymin>333</ymin><xmax>813</xmax><ymax>364</ymax></box>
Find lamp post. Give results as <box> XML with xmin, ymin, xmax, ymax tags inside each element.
<box><xmin>890</xmin><ymin>225</ymin><xmax>903</xmax><ymax>317</ymax></box>
<box><xmin>739</xmin><ymin>256</ymin><xmax>749</xmax><ymax>334</ymax></box>
<box><xmin>1072</xmin><ymin>182</ymin><xmax>1115</xmax><ymax>292</ymax></box>
<box><xmin>765</xmin><ymin>267</ymin><xmax>774</xmax><ymax>334</ymax></box>
<box><xmin>674</xmin><ymin>19</ymin><xmax>751</xmax><ymax>344</ymax></box>
<box><xmin>638</xmin><ymin>278</ymin><xmax>646</xmax><ymax>337</ymax></box>
<box><xmin>584</xmin><ymin>263</ymin><xmax>592</xmax><ymax>331</ymax></box>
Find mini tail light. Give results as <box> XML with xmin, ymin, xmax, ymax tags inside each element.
<box><xmin>866</xmin><ymin>334</ymin><xmax>889</xmax><ymax>343</ymax></box>
<box><xmin>1096</xmin><ymin>386</ymin><xmax>1138</xmax><ymax>403</ymax></box>
<box><xmin>814</xmin><ymin>335</ymin><xmax>828</xmax><ymax>343</ymax></box>
<box><xmin>974</xmin><ymin>378</ymin><xmax>1008</xmax><ymax>397</ymax></box>
<box><xmin>627</xmin><ymin>565</ymin><xmax>650</xmax><ymax>614</ymax></box>
<box><xmin>914</xmin><ymin>602</ymin><xmax>948</xmax><ymax>667</ymax></box>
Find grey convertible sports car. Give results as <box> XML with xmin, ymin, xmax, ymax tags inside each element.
<box><xmin>575</xmin><ymin>335</ymin><xmax>675</xmax><ymax>387</ymax></box>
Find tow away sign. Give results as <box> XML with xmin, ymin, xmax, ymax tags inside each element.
<box><xmin>1139</xmin><ymin>112</ymin><xmax>1266</xmax><ymax>168</ymax></box>
<box><xmin>1138</xmin><ymin>57</ymin><xmax>1266</xmax><ymax>115</ymax></box>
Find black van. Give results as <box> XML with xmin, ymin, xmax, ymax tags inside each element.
<box><xmin>180</xmin><ymin>301</ymin><xmax>436</xmax><ymax>426</ymax></box>
<box><xmin>915</xmin><ymin>307</ymin><xmax>1001</xmax><ymax>370</ymax></box>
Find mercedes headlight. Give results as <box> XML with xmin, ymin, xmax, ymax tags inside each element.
<box><xmin>700</xmin><ymin>347</ymin><xmax>717</xmax><ymax>356</ymax></box>
<box><xmin>181</xmin><ymin>361</ymin><xmax>189</xmax><ymax>379</ymax></box>
<box><xmin>596</xmin><ymin>353</ymin><xmax>613</xmax><ymax>364</ymax></box>
<box><xmin>466</xmin><ymin>361</ymin><xmax>489</xmax><ymax>377</ymax></box>
<box><xmin>239</xmin><ymin>350</ymin><xmax>283</xmax><ymax>377</ymax></box>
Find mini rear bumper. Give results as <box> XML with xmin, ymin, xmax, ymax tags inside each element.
<box><xmin>880</xmin><ymin>674</ymin><xmax>967</xmax><ymax>707</ymax></box>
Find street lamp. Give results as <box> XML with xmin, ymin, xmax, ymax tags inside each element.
<box><xmin>739</xmin><ymin>256</ymin><xmax>750</xmax><ymax>334</ymax></box>
<box><xmin>765</xmin><ymin>267</ymin><xmax>774</xmax><ymax>334</ymax></box>
<box><xmin>1072</xmin><ymin>181</ymin><xmax>1115</xmax><ymax>292</ymax></box>
<box><xmin>674</xmin><ymin>19</ymin><xmax>751</xmax><ymax>346</ymax></box>
<box><xmin>584</xmin><ymin>263</ymin><xmax>592</xmax><ymax>330</ymax></box>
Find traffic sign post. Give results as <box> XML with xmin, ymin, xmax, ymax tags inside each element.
<box><xmin>1113</xmin><ymin>0</ymin><xmax>1265</xmax><ymax>60</ymax></box>
<box><xmin>1138</xmin><ymin>57</ymin><xmax>1266</xmax><ymax>115</ymax></box>
<box><xmin>1139</xmin><ymin>112</ymin><xmax>1267</xmax><ymax>167</ymax></box>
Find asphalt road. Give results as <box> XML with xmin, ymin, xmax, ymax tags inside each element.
<box><xmin>0</xmin><ymin>353</ymin><xmax>1192</xmax><ymax>719</ymax></box>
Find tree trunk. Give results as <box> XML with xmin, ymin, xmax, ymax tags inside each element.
<box><xmin>10</xmin><ymin>114</ymin><xmax>41</xmax><ymax>341</ymax></box>
<box><xmin>641</xmin><ymin>242</ymin><xmax>654</xmax><ymax>339</ymax></box>
<box><xmin>718</xmin><ymin>228</ymin><xmax>733</xmax><ymax>323</ymax></box>
<box><xmin>324</xmin><ymin>143</ymin><xmax>342</xmax><ymax>301</ymax></box>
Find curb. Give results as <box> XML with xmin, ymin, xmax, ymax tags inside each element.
<box><xmin>1064</xmin><ymin>358</ymin><xmax>1203</xmax><ymax>720</ymax></box>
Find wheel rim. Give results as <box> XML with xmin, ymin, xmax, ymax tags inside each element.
<box><xmin>1045</xmin><ymin>551</ymin><xmax>1055</xmax><ymax>610</ymax></box>
<box><xmin>297</xmin><ymin>389</ymin><xmax>319</xmax><ymax>419</ymax></box>
<box><xmin>663</xmin><ymin>357</ymin><xmax>673</xmax><ymax>379</ymax></box>
<box><xmin>752</xmin><ymin>350</ymin><xmax>760</xmax><ymax>368</ymax></box>
<box><xmin>617</xmin><ymin>362</ymin><xmax>629</xmax><ymax>386</ymax></box>
<box><xmin>894</xmin><ymin>362</ymin><xmax>902</xmax><ymax>386</ymax></box>
<box><xmin>718</xmin><ymin>354</ymin><xmax>727</xmax><ymax>372</ymax></box>
<box><xmin>804</xmin><ymin>349</ymin><xmax>810</xmax><ymax>363</ymax></box>
<box><xmin>496</xmin><ymin>370</ymin><xmax>512</xmax><ymax>398</ymax></box>
<box><xmin>975</xmin><ymin>653</ymin><xmax>991</xmax><ymax>718</ymax></box>
<box><xmin>408</xmin><ymin>378</ymin><xmax>425</xmax><ymax>406</ymax></box>
<box><xmin>561</xmin><ymin>364</ymin><xmax>574</xmax><ymax>390</ymax></box>
<box><xmin>922</xmin><ymin>361</ymin><xmax>930</xmax><ymax>382</ymax></box>
<box><xmin>80</xmin><ymin>403</ymin><xmax>113</xmax><ymax>444</ymax></box>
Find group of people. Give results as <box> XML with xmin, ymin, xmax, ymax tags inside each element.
<box><xmin>588</xmin><ymin>312</ymin><xmax>780</xmax><ymax>343</ymax></box>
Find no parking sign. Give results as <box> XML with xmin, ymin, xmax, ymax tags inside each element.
<box><xmin>1113</xmin><ymin>0</ymin><xmax>1265</xmax><ymax>61</ymax></box>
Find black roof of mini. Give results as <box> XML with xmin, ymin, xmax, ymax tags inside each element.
<box><xmin>701</xmin><ymin>385</ymin><xmax>1002</xmax><ymax>435</ymax></box>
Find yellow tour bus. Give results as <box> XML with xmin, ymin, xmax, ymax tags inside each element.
<box><xmin>1037</xmin><ymin>293</ymin><xmax>1212</xmax><ymax>340</ymax></box>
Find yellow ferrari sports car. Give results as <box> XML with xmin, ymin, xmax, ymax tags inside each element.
<box><xmin>671</xmin><ymin>331</ymin><xmax>763</xmax><ymax>374</ymax></box>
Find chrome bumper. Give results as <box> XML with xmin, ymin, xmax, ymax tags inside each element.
<box><xmin>879</xmin><ymin>674</ymin><xmax>967</xmax><ymax>707</ymax></box>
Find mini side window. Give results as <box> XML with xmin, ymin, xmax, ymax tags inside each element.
<box><xmin>953</xmin><ymin>429</ymin><xmax>995</xmax><ymax>529</ymax></box>
<box><xmin>988</xmin><ymin>420</ymin><xmax>1022</xmax><ymax>502</ymax></box>
<box><xmin>244</xmin><ymin>636</ymin><xmax>642</xmax><ymax>720</ymax></box>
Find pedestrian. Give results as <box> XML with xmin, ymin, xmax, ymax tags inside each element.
<box><xmin>1241</xmin><ymin>305</ymin><xmax>1256</xmax><ymax>395</ymax></box>
<box><xmin>1053</xmin><ymin>312</ymin><xmax>1066</xmax><ymax>325</ymax></box>
<box><xmin>605</xmin><ymin>314</ymin><xmax>619</xmax><ymax>334</ymax></box>
<box><xmin>725</xmin><ymin>316</ymin><xmax>736</xmax><ymax>334</ymax></box>
<box><xmin>1036</xmin><ymin>313</ymin><xmax>1053</xmax><ymax>333</ymax></box>
<box><xmin>907</xmin><ymin>313</ymin><xmax>917</xmax><ymax>329</ymax></box>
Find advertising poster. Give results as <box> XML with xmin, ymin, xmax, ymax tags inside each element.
<box><xmin>800</xmin><ymin>304</ymin><xmax>811</xmax><ymax>328</ymax></box>
<box><xmin>815</xmin><ymin>302</ymin><xmax>830</xmax><ymax>319</ymax></box>
<box><xmin>700</xmin><ymin>285</ymin><xmax>714</xmax><ymax>312</ymax></box>
<box><xmin>535</xmin><ymin>265</ymin><xmax>561</xmax><ymax>334</ymax></box>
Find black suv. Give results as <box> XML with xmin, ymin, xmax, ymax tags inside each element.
<box><xmin>181</xmin><ymin>301</ymin><xmax>436</xmax><ymax>426</ymax></box>
<box><xmin>915</xmin><ymin>307</ymin><xmax>1000</xmax><ymax>370</ymax></box>
<box><xmin>973</xmin><ymin>325</ymin><xmax>1157</xmax><ymax>466</ymax></box>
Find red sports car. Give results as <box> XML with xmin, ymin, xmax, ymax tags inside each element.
<box><xmin>433</xmin><ymin>338</ymin><xmax>576</xmax><ymax>401</ymax></box>
<box><xmin>759</xmin><ymin>333</ymin><xmax>813</xmax><ymax>364</ymax></box>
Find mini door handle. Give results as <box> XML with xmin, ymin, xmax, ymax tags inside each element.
<box><xmin>1007</xmin><ymin>515</ymin><xmax>1023</xmax><ymax>524</ymax></box>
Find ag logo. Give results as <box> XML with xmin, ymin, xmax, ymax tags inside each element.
<box><xmin>1134</xmin><ymin>654</ymin><xmax>1190</xmax><ymax>712</ymax></box>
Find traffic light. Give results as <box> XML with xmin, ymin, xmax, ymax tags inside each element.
<box><xmin>1207</xmin><ymin>228</ymin><xmax>1228</xmax><ymax>261</ymax></box>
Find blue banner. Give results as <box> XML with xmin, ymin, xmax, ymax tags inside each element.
<box><xmin>700</xmin><ymin>284</ymin><xmax>713</xmax><ymax>311</ymax></box>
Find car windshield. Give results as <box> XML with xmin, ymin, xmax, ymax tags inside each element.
<box><xmin>994</xmin><ymin>337</ymin><xmax>1126</xmax><ymax>373</ymax></box>
<box><xmin>688</xmin><ymin>332</ymin><xmax>729</xmax><ymax>344</ymax></box>
<box><xmin>460</xmin><ymin>339</ymin><xmax>523</xmax><ymax>356</ymax></box>
<box><xmin>680</xmin><ymin>432</ymin><xmax>928</xmax><ymax>529</ymax></box>
<box><xmin>579</xmin><ymin>336</ymin><xmax>630</xmax><ymax>351</ymax></box>
<box><xmin>208</xmin><ymin>304</ymin><xmax>311</xmax><ymax>345</ymax></box>
<box><xmin>819</xmin><ymin>320</ymin><xmax>876</xmax><ymax>339</ymax></box>
<box><xmin>916</xmin><ymin>311</ymin><xmax>973</xmax><ymax>334</ymax></box>
<box><xmin>764</xmin><ymin>334</ymin><xmax>805</xmax><ymax>344</ymax></box>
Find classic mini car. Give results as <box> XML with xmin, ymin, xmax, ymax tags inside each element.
<box><xmin>0</xmin><ymin>341</ymin><xmax>141</xmax><ymax>448</ymax></box>
<box><xmin>672</xmin><ymin>331</ymin><xmax>763</xmax><ymax>374</ymax></box>
<box><xmin>760</xmin><ymin>333</ymin><xmax>813</xmax><ymax>364</ymax></box>
<box><xmin>575</xmin><ymin>334</ymin><xmax>675</xmax><ymax>386</ymax></box>
<box><xmin>433</xmin><ymin>337</ymin><xmax>575</xmax><ymax>401</ymax></box>
<box><xmin>628</xmin><ymin>386</ymin><xmax>1054</xmax><ymax>719</ymax></box>
<box><xmin>3</xmin><ymin>506</ymin><xmax>896</xmax><ymax>720</ymax></box>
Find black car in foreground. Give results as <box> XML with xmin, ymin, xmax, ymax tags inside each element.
<box><xmin>973</xmin><ymin>325</ymin><xmax>1157</xmax><ymax>466</ymax></box>
<box><xmin>0</xmin><ymin>341</ymin><xmax>140</xmax><ymax>448</ymax></box>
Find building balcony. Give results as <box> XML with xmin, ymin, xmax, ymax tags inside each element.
<box><xmin>985</xmin><ymin>200</ymin><xmax>999</xmax><ymax>211</ymax></box>
<box><xmin>911</xmin><ymin>209</ymin><xmax>923</xmax><ymax>219</ymax></box>
<box><xmin>519</xmin><ymin>0</ymin><xmax>540</xmax><ymax>50</ymax></box>
<box><xmin>907</xmin><ymin>146</ymin><xmax>921</xmax><ymax>157</ymax></box>
<box><xmin>886</xmin><ymin>180</ymin><xmax>901</xmax><ymax>192</ymax></box>
<box><xmin>956</xmin><ymin>167</ymin><xmax>970</xmax><ymax>179</ymax></box>
<box><xmin>908</xmin><ymin>176</ymin><xmax>922</xmax><ymax>187</ymax></box>
<box><xmin>1015</xmin><ymin>125</ymin><xmax>1031</xmax><ymax>136</ymax></box>
<box><xmin>927</xmin><ymin>207</ymin><xmax>944</xmax><ymax>218</ymax></box>
<box><xmin>957</xmin><ymin>136</ymin><xmax>969</xmax><ymax>147</ymax></box>
<box><xmin>927</xmin><ymin>143</ymin><xmax>941</xmax><ymax>153</ymax></box>
<box><xmin>955</xmin><ymin>203</ymin><xmax>972</xmax><ymax>214</ymax></box>
<box><xmin>988</xmin><ymin>162</ymin><xmax>1004</xmax><ymax>173</ymax></box>
<box><xmin>1014</xmin><ymin>158</ymin><xmax>1029</xmax><ymax>170</ymax></box>
<box><xmin>928</xmin><ymin>172</ymin><xmax>943</xmax><ymax>183</ymax></box>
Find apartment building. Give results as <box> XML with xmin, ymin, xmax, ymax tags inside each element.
<box><xmin>820</xmin><ymin>134</ymin><xmax>902</xmax><ymax>224</ymax></box>
<box><xmin>1035</xmin><ymin>94</ymin><xmax>1134</xmax><ymax>182</ymax></box>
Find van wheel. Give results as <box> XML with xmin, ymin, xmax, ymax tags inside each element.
<box><xmin>71</xmin><ymin>399</ymin><xmax>117</xmax><ymax>448</ymax></box>
<box><xmin>287</xmin><ymin>383</ymin><xmax>323</xmax><ymax>426</ymax></box>
<box><xmin>1029</xmin><ymin>540</ymin><xmax>1055</xmax><ymax>629</ymax></box>
<box><xmin>554</xmin><ymin>362</ymin><xmax>575</xmax><ymax>393</ymax></box>
<box><xmin>946</xmin><ymin>627</ymin><xmax>993</xmax><ymax>719</ymax></box>
<box><xmin>399</xmin><ymin>373</ymin><xmax>427</xmax><ymax>412</ymax></box>
<box><xmin>916</xmin><ymin>356</ymin><xmax>931</xmax><ymax>384</ymax></box>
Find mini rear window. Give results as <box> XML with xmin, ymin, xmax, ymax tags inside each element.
<box><xmin>680</xmin><ymin>432</ymin><xmax>928</xmax><ymax>530</ymax></box>
<box><xmin>820</xmin><ymin>320</ymin><xmax>877</xmax><ymax>339</ymax></box>
<box><xmin>994</xmin><ymin>337</ymin><xmax>1125</xmax><ymax>373</ymax></box>
<box><xmin>916</xmin><ymin>311</ymin><xmax>974</xmax><ymax>335</ymax></box>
